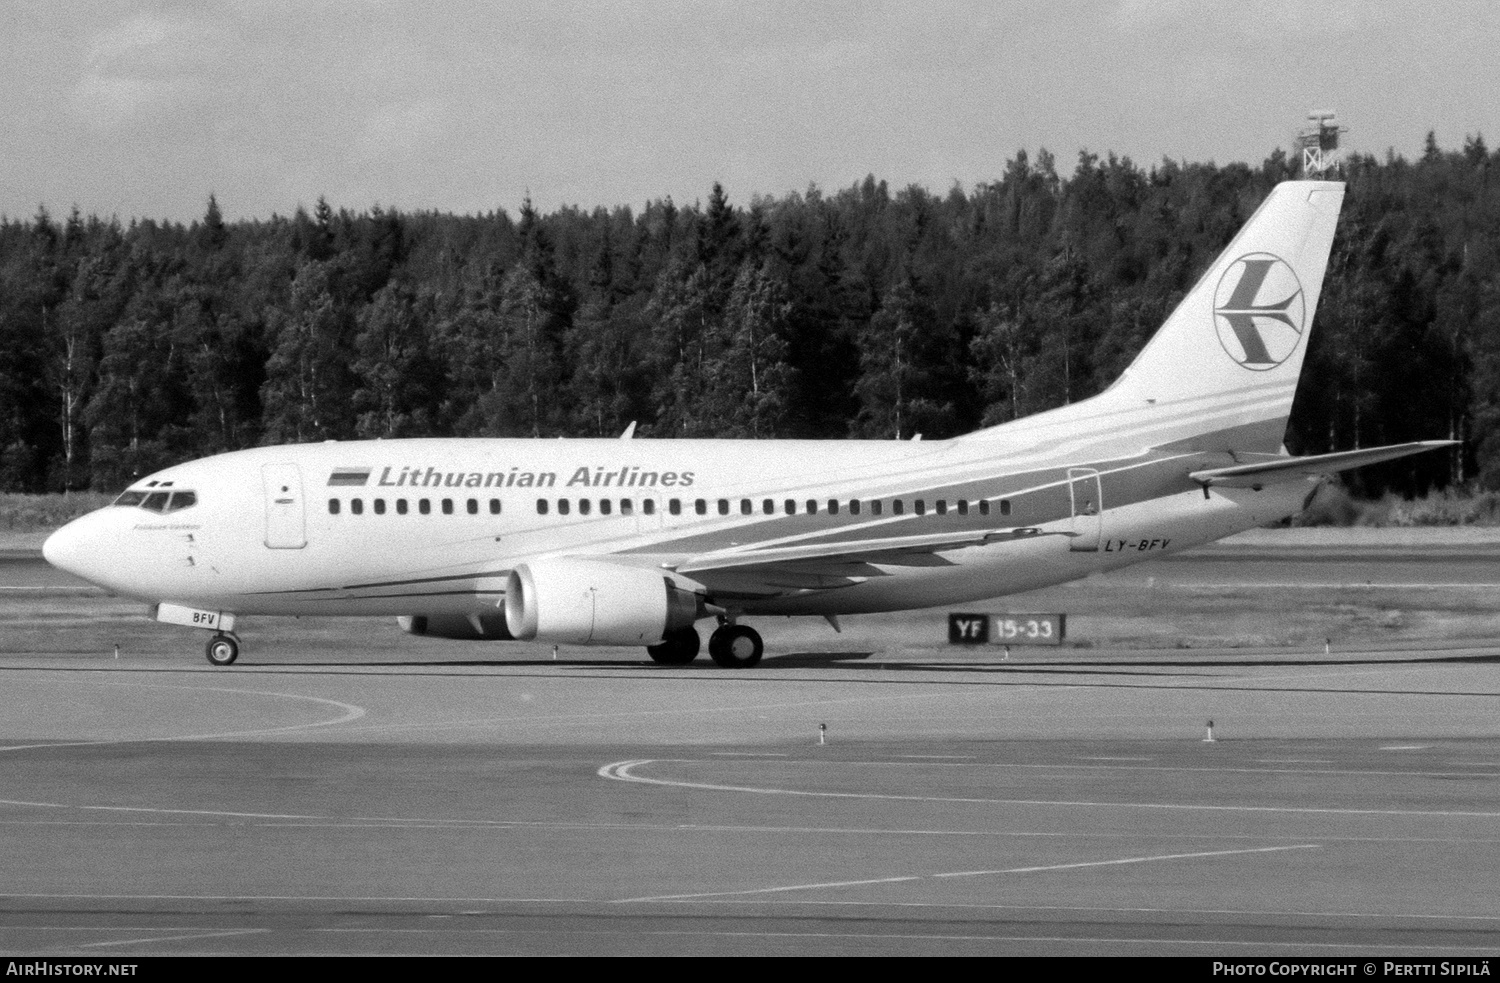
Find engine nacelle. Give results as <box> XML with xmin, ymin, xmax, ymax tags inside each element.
<box><xmin>397</xmin><ymin>613</ymin><xmax>515</xmax><ymax>641</ymax></box>
<box><xmin>504</xmin><ymin>559</ymin><xmax>701</xmax><ymax>645</ymax></box>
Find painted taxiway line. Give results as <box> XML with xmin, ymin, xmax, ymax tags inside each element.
<box><xmin>6</xmin><ymin>895</ymin><xmax>1500</xmax><ymax>926</ymax></box>
<box><xmin>317</xmin><ymin>684</ymin><xmax>1003</xmax><ymax>738</ymax></box>
<box><xmin>0</xmin><ymin>797</ymin><xmax>324</xmax><ymax>820</ymax></box>
<box><xmin>616</xmin><ymin>845</ymin><xmax>1319</xmax><ymax>902</ymax></box>
<box><xmin>899</xmin><ymin>754</ymin><xmax>976</xmax><ymax>760</ymax></box>
<box><xmin>81</xmin><ymin>928</ymin><xmax>271</xmax><ymax>948</ymax></box>
<box><xmin>604</xmin><ymin>755</ymin><xmax>1500</xmax><ymax>782</ymax></box>
<box><xmin>0</xmin><ymin>679</ymin><xmax>366</xmax><ymax>752</ymax></box>
<box><xmin>310</xmin><ymin>930</ymin><xmax>1500</xmax><ymax>953</ymax></box>
<box><xmin>1187</xmin><ymin>582</ymin><xmax>1500</xmax><ymax>590</ymax></box>
<box><xmin>0</xmin><ymin>814</ymin><xmax>1496</xmax><ymax>846</ymax></box>
<box><xmin>598</xmin><ymin>759</ymin><xmax>1500</xmax><ymax>817</ymax></box>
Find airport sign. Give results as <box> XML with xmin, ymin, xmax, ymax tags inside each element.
<box><xmin>948</xmin><ymin>612</ymin><xmax>1065</xmax><ymax>646</ymax></box>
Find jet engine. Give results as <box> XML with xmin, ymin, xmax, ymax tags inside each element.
<box><xmin>504</xmin><ymin>559</ymin><xmax>702</xmax><ymax>645</ymax></box>
<box><xmin>397</xmin><ymin>613</ymin><xmax>515</xmax><ymax>640</ymax></box>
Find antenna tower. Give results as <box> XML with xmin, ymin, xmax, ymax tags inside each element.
<box><xmin>1298</xmin><ymin>111</ymin><xmax>1347</xmax><ymax>177</ymax></box>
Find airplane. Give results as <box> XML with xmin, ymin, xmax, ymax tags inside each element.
<box><xmin>43</xmin><ymin>180</ymin><xmax>1452</xmax><ymax>668</ymax></box>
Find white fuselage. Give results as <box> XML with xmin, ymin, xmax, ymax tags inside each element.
<box><xmin>43</xmin><ymin>429</ymin><xmax>1310</xmax><ymax>624</ymax></box>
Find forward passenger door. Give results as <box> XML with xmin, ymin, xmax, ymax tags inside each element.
<box><xmin>262</xmin><ymin>463</ymin><xmax>307</xmax><ymax>549</ymax></box>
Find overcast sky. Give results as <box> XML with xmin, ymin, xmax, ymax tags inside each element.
<box><xmin>3</xmin><ymin>0</ymin><xmax>1496</xmax><ymax>223</ymax></box>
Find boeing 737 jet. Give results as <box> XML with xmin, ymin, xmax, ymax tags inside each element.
<box><xmin>43</xmin><ymin>180</ymin><xmax>1449</xmax><ymax>667</ymax></box>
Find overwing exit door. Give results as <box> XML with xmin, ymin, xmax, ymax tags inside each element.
<box><xmin>262</xmin><ymin>463</ymin><xmax>306</xmax><ymax>549</ymax></box>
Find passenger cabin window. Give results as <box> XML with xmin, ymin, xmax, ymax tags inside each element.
<box><xmin>827</xmin><ymin>499</ymin><xmax>839</xmax><ymax>515</ymax></box>
<box><xmin>558</xmin><ymin>499</ymin><xmax>571</xmax><ymax>516</ymax></box>
<box><xmin>718</xmin><ymin>499</ymin><xmax>730</xmax><ymax>516</ymax></box>
<box><xmin>957</xmin><ymin>500</ymin><xmax>968</xmax><ymax>516</ymax></box>
<box><xmin>915</xmin><ymin>499</ymin><xmax>926</xmax><ymax>516</ymax></box>
<box><xmin>740</xmin><ymin>499</ymin><xmax>752</xmax><ymax>516</ymax></box>
<box><xmin>621</xmin><ymin>499</ymin><xmax>634</xmax><ymax>516</ymax></box>
<box><xmin>328</xmin><ymin>498</ymin><xmax>340</xmax><ymax>515</ymax></box>
<box><xmin>466</xmin><ymin>498</ymin><xmax>478</xmax><ymax>515</ymax></box>
<box><xmin>419</xmin><ymin>499</ymin><xmax>431</xmax><ymax>515</ymax></box>
<box><xmin>784</xmin><ymin>500</ymin><xmax>796</xmax><ymax>514</ymax></box>
<box><xmin>537</xmin><ymin>499</ymin><xmax>549</xmax><ymax>515</ymax></box>
<box><xmin>850</xmin><ymin>500</ymin><xmax>861</xmax><ymax>515</ymax></box>
<box><xmin>441</xmin><ymin>499</ymin><xmax>454</xmax><ymax>515</ymax></box>
<box><xmin>979</xmin><ymin>500</ymin><xmax>991</xmax><ymax>516</ymax></box>
<box><xmin>806</xmin><ymin>500</ymin><xmax>818</xmax><ymax>514</ymax></box>
<box><xmin>871</xmin><ymin>500</ymin><xmax>882</xmax><ymax>516</ymax></box>
<box><xmin>351</xmin><ymin>498</ymin><xmax>363</xmax><ymax>515</ymax></box>
<box><xmin>397</xmin><ymin>499</ymin><xmax>408</xmax><ymax>515</ymax></box>
<box><xmin>600</xmin><ymin>499</ymin><xmax>612</xmax><ymax>515</ymax></box>
<box><xmin>489</xmin><ymin>499</ymin><xmax>501</xmax><ymax>515</ymax></box>
<box><xmin>642</xmin><ymin>499</ymin><xmax>655</xmax><ymax>516</ymax></box>
<box><xmin>763</xmin><ymin>499</ymin><xmax>774</xmax><ymax>515</ymax></box>
<box><xmin>893</xmin><ymin>500</ymin><xmax>904</xmax><ymax>515</ymax></box>
<box><xmin>935</xmin><ymin>499</ymin><xmax>947</xmax><ymax>515</ymax></box>
<box><xmin>669</xmin><ymin>499</ymin><xmax>682</xmax><ymax>516</ymax></box>
<box><xmin>694</xmin><ymin>499</ymin><xmax>707</xmax><ymax>515</ymax></box>
<box><xmin>374</xmin><ymin>499</ymin><xmax>386</xmax><ymax>515</ymax></box>
<box><xmin>579</xmin><ymin>499</ymin><xmax>591</xmax><ymax>516</ymax></box>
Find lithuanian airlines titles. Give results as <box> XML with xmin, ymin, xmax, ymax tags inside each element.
<box><xmin>365</xmin><ymin>464</ymin><xmax>699</xmax><ymax>490</ymax></box>
<box><xmin>44</xmin><ymin>181</ymin><xmax>1451</xmax><ymax>667</ymax></box>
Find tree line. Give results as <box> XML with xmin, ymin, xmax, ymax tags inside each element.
<box><xmin>1</xmin><ymin>132</ymin><xmax>1496</xmax><ymax>497</ymax></box>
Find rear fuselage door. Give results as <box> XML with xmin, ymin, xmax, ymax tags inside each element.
<box><xmin>262</xmin><ymin>463</ymin><xmax>307</xmax><ymax>549</ymax></box>
<box><xmin>1067</xmin><ymin>467</ymin><xmax>1102</xmax><ymax>552</ymax></box>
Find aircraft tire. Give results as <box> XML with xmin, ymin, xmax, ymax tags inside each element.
<box><xmin>647</xmin><ymin>626</ymin><xmax>700</xmax><ymax>666</ymax></box>
<box><xmin>708</xmin><ymin>624</ymin><xmax>763</xmax><ymax>668</ymax></box>
<box><xmin>205</xmin><ymin>633</ymin><xmax>239</xmax><ymax>667</ymax></box>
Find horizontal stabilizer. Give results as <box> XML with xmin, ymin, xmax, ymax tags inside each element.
<box><xmin>1189</xmin><ymin>441</ymin><xmax>1457</xmax><ymax>489</ymax></box>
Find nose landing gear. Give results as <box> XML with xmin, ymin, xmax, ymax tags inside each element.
<box><xmin>205</xmin><ymin>632</ymin><xmax>241</xmax><ymax>667</ymax></box>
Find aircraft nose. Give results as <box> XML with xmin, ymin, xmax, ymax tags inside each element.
<box><xmin>43</xmin><ymin>518</ymin><xmax>92</xmax><ymax>580</ymax></box>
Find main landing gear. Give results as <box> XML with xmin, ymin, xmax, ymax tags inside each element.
<box><xmin>647</xmin><ymin>626</ymin><xmax>701</xmax><ymax>665</ymax></box>
<box><xmin>205</xmin><ymin>632</ymin><xmax>241</xmax><ymax>667</ymax></box>
<box><xmin>708</xmin><ymin>623</ymin><xmax>763</xmax><ymax>668</ymax></box>
<box><xmin>645</xmin><ymin>623</ymin><xmax>765</xmax><ymax>668</ymax></box>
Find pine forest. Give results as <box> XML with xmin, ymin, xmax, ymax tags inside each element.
<box><xmin>2</xmin><ymin>134</ymin><xmax>1496</xmax><ymax>500</ymax></box>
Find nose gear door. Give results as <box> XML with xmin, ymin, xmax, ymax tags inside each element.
<box><xmin>262</xmin><ymin>463</ymin><xmax>307</xmax><ymax>549</ymax></box>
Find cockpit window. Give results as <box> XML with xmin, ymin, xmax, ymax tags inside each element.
<box><xmin>112</xmin><ymin>489</ymin><xmax>198</xmax><ymax>514</ymax></box>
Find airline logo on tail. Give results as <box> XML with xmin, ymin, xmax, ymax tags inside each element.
<box><xmin>1213</xmin><ymin>253</ymin><xmax>1306</xmax><ymax>370</ymax></box>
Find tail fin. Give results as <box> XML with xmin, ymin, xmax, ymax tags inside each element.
<box><xmin>1106</xmin><ymin>180</ymin><xmax>1346</xmax><ymax>452</ymax></box>
<box><xmin>963</xmin><ymin>181</ymin><xmax>1345</xmax><ymax>453</ymax></box>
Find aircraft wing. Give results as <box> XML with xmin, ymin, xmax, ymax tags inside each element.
<box><xmin>673</xmin><ymin>526</ymin><xmax>1065</xmax><ymax>599</ymax></box>
<box><xmin>1189</xmin><ymin>441</ymin><xmax>1456</xmax><ymax>489</ymax></box>
<box><xmin>677</xmin><ymin>526</ymin><xmax>1059</xmax><ymax>575</ymax></box>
